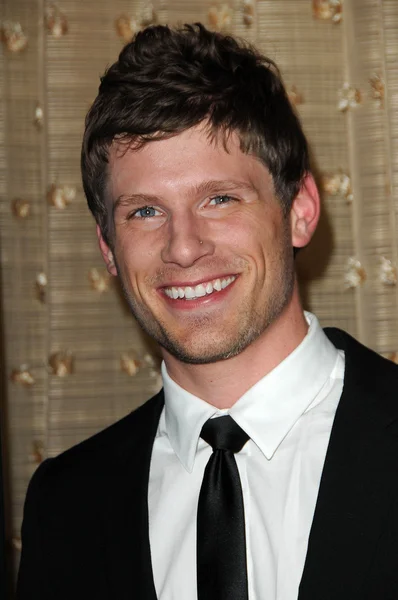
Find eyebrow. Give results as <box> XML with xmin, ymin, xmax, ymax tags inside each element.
<box><xmin>192</xmin><ymin>179</ymin><xmax>257</xmax><ymax>196</ymax></box>
<box><xmin>113</xmin><ymin>179</ymin><xmax>257</xmax><ymax>216</ymax></box>
<box><xmin>113</xmin><ymin>193</ymin><xmax>160</xmax><ymax>218</ymax></box>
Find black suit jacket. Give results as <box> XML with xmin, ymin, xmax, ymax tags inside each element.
<box><xmin>16</xmin><ymin>329</ymin><xmax>398</xmax><ymax>599</ymax></box>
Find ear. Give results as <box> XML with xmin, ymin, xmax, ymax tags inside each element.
<box><xmin>97</xmin><ymin>225</ymin><xmax>117</xmax><ymax>276</ymax></box>
<box><xmin>290</xmin><ymin>173</ymin><xmax>321</xmax><ymax>249</ymax></box>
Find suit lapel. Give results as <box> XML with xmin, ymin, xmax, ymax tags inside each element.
<box><xmin>103</xmin><ymin>391</ymin><xmax>164</xmax><ymax>600</ymax></box>
<box><xmin>299</xmin><ymin>329</ymin><xmax>398</xmax><ymax>599</ymax></box>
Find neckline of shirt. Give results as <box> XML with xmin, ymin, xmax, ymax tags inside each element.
<box><xmin>161</xmin><ymin>312</ymin><xmax>341</xmax><ymax>472</ymax></box>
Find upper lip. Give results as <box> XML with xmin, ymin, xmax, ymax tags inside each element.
<box><xmin>158</xmin><ymin>274</ymin><xmax>238</xmax><ymax>289</ymax></box>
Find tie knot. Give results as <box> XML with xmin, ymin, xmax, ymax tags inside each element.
<box><xmin>200</xmin><ymin>415</ymin><xmax>249</xmax><ymax>453</ymax></box>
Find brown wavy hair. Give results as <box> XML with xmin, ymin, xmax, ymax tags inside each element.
<box><xmin>81</xmin><ymin>23</ymin><xmax>310</xmax><ymax>246</ymax></box>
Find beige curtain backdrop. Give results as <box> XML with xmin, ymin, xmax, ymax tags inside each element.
<box><xmin>0</xmin><ymin>0</ymin><xmax>397</xmax><ymax>586</ymax></box>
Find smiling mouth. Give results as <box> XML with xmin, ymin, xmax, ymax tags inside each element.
<box><xmin>163</xmin><ymin>276</ymin><xmax>237</xmax><ymax>300</ymax></box>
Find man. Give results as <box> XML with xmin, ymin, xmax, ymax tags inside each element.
<box><xmin>17</xmin><ymin>23</ymin><xmax>398</xmax><ymax>600</ymax></box>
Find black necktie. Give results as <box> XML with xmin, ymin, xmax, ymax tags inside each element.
<box><xmin>197</xmin><ymin>415</ymin><xmax>250</xmax><ymax>600</ymax></box>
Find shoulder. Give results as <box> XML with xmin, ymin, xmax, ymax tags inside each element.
<box><xmin>325</xmin><ymin>327</ymin><xmax>398</xmax><ymax>417</ymax></box>
<box><xmin>325</xmin><ymin>327</ymin><xmax>398</xmax><ymax>379</ymax></box>
<box><xmin>27</xmin><ymin>390</ymin><xmax>164</xmax><ymax>502</ymax></box>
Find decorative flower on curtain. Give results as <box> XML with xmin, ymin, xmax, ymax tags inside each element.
<box><xmin>379</xmin><ymin>257</ymin><xmax>397</xmax><ymax>286</ymax></box>
<box><xmin>144</xmin><ymin>353</ymin><xmax>161</xmax><ymax>381</ymax></box>
<box><xmin>45</xmin><ymin>4</ymin><xmax>68</xmax><ymax>38</ymax></box>
<box><xmin>148</xmin><ymin>368</ymin><xmax>162</xmax><ymax>390</ymax></box>
<box><xmin>115</xmin><ymin>3</ymin><xmax>157</xmax><ymax>42</ymax></box>
<box><xmin>36</xmin><ymin>272</ymin><xmax>47</xmax><ymax>303</ymax></box>
<box><xmin>89</xmin><ymin>268</ymin><xmax>110</xmax><ymax>293</ymax></box>
<box><xmin>139</xmin><ymin>2</ymin><xmax>157</xmax><ymax>26</ymax></box>
<box><xmin>0</xmin><ymin>22</ymin><xmax>28</xmax><ymax>52</ymax></box>
<box><xmin>12</xmin><ymin>538</ymin><xmax>22</xmax><ymax>552</ymax></box>
<box><xmin>369</xmin><ymin>74</ymin><xmax>385</xmax><ymax>109</ymax></box>
<box><xmin>312</xmin><ymin>0</ymin><xmax>342</xmax><ymax>23</ymax></box>
<box><xmin>10</xmin><ymin>366</ymin><xmax>35</xmax><ymax>387</ymax></box>
<box><xmin>115</xmin><ymin>15</ymin><xmax>141</xmax><ymax>41</ymax></box>
<box><xmin>344</xmin><ymin>257</ymin><xmax>366</xmax><ymax>289</ymax></box>
<box><xmin>242</xmin><ymin>0</ymin><xmax>255</xmax><ymax>26</ymax></box>
<box><xmin>120</xmin><ymin>351</ymin><xmax>141</xmax><ymax>376</ymax></box>
<box><xmin>208</xmin><ymin>4</ymin><xmax>233</xmax><ymax>31</ymax></box>
<box><xmin>287</xmin><ymin>85</ymin><xmax>304</xmax><ymax>106</ymax></box>
<box><xmin>30</xmin><ymin>441</ymin><xmax>45</xmax><ymax>465</ymax></box>
<box><xmin>47</xmin><ymin>184</ymin><xmax>76</xmax><ymax>209</ymax></box>
<box><xmin>11</xmin><ymin>198</ymin><xmax>31</xmax><ymax>219</ymax></box>
<box><xmin>321</xmin><ymin>172</ymin><xmax>353</xmax><ymax>204</ymax></box>
<box><xmin>337</xmin><ymin>83</ymin><xmax>361</xmax><ymax>112</ymax></box>
<box><xmin>49</xmin><ymin>351</ymin><xmax>74</xmax><ymax>377</ymax></box>
<box><xmin>143</xmin><ymin>353</ymin><xmax>156</xmax><ymax>368</ymax></box>
<box><xmin>34</xmin><ymin>104</ymin><xmax>44</xmax><ymax>129</ymax></box>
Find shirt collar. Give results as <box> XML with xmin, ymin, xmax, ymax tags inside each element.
<box><xmin>162</xmin><ymin>312</ymin><xmax>340</xmax><ymax>471</ymax></box>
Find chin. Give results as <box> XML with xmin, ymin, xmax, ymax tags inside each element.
<box><xmin>160</xmin><ymin>329</ymin><xmax>261</xmax><ymax>365</ymax></box>
<box><xmin>161</xmin><ymin>346</ymin><xmax>237</xmax><ymax>365</ymax></box>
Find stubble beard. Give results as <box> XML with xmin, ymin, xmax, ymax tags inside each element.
<box><xmin>114</xmin><ymin>244</ymin><xmax>295</xmax><ymax>365</ymax></box>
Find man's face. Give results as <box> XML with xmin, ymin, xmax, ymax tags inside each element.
<box><xmin>101</xmin><ymin>125</ymin><xmax>297</xmax><ymax>364</ymax></box>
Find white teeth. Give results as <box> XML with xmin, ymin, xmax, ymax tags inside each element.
<box><xmin>205</xmin><ymin>282</ymin><xmax>213</xmax><ymax>294</ymax></box>
<box><xmin>195</xmin><ymin>284</ymin><xmax>207</xmax><ymax>297</ymax></box>
<box><xmin>164</xmin><ymin>276</ymin><xmax>236</xmax><ymax>300</ymax></box>
<box><xmin>184</xmin><ymin>286</ymin><xmax>195</xmax><ymax>299</ymax></box>
<box><xmin>221</xmin><ymin>276</ymin><xmax>234</xmax><ymax>289</ymax></box>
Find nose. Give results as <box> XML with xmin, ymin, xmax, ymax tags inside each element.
<box><xmin>161</xmin><ymin>213</ymin><xmax>214</xmax><ymax>267</ymax></box>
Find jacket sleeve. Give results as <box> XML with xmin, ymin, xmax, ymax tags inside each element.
<box><xmin>16</xmin><ymin>459</ymin><xmax>53</xmax><ymax>599</ymax></box>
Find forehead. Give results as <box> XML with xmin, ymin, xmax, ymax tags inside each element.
<box><xmin>107</xmin><ymin>125</ymin><xmax>272</xmax><ymax>199</ymax></box>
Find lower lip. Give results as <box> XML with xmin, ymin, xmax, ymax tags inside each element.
<box><xmin>160</xmin><ymin>279</ymin><xmax>237</xmax><ymax>310</ymax></box>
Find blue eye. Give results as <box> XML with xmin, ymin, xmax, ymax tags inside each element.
<box><xmin>132</xmin><ymin>206</ymin><xmax>159</xmax><ymax>219</ymax></box>
<box><xmin>209</xmin><ymin>195</ymin><xmax>233</xmax><ymax>206</ymax></box>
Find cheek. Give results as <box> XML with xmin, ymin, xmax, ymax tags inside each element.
<box><xmin>116</xmin><ymin>232</ymin><xmax>155</xmax><ymax>270</ymax></box>
<box><xmin>113</xmin><ymin>239</ymin><xmax>139</xmax><ymax>288</ymax></box>
<box><xmin>115</xmin><ymin>235</ymin><xmax>164</xmax><ymax>302</ymax></box>
<box><xmin>215</xmin><ymin>211</ymin><xmax>281</xmax><ymax>255</ymax></box>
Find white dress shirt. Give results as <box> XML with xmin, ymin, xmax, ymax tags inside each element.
<box><xmin>148</xmin><ymin>312</ymin><xmax>345</xmax><ymax>600</ymax></box>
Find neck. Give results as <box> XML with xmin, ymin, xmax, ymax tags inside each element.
<box><xmin>162</xmin><ymin>289</ymin><xmax>308</xmax><ymax>409</ymax></box>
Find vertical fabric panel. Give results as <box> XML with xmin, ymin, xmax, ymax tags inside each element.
<box><xmin>343</xmin><ymin>0</ymin><xmax>398</xmax><ymax>350</ymax></box>
<box><xmin>381</xmin><ymin>0</ymin><xmax>398</xmax><ymax>353</ymax></box>
<box><xmin>0</xmin><ymin>0</ymin><xmax>48</xmax><ymax>584</ymax></box>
